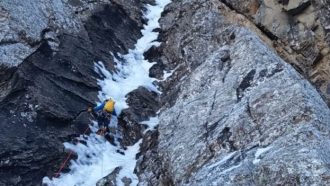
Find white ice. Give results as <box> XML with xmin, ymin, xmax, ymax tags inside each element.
<box><xmin>163</xmin><ymin>70</ymin><xmax>174</xmax><ymax>80</ymax></box>
<box><xmin>207</xmin><ymin>151</ymin><xmax>242</xmax><ymax>177</ymax></box>
<box><xmin>43</xmin><ymin>133</ymin><xmax>141</xmax><ymax>186</ymax></box>
<box><xmin>140</xmin><ymin>117</ymin><xmax>159</xmax><ymax>131</ymax></box>
<box><xmin>162</xmin><ymin>66</ymin><xmax>179</xmax><ymax>81</ymax></box>
<box><xmin>43</xmin><ymin>0</ymin><xmax>171</xmax><ymax>185</ymax></box>
<box><xmin>208</xmin><ymin>151</ymin><xmax>237</xmax><ymax>169</ymax></box>
<box><xmin>253</xmin><ymin>146</ymin><xmax>272</xmax><ymax>164</ymax></box>
<box><xmin>95</xmin><ymin>0</ymin><xmax>172</xmax><ymax>114</ymax></box>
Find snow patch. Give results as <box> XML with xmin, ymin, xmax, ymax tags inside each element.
<box><xmin>204</xmin><ymin>151</ymin><xmax>243</xmax><ymax>176</ymax></box>
<box><xmin>163</xmin><ymin>70</ymin><xmax>174</xmax><ymax>80</ymax></box>
<box><xmin>253</xmin><ymin>146</ymin><xmax>272</xmax><ymax>164</ymax></box>
<box><xmin>95</xmin><ymin>59</ymin><xmax>158</xmax><ymax>114</ymax></box>
<box><xmin>219</xmin><ymin>163</ymin><xmax>242</xmax><ymax>176</ymax></box>
<box><xmin>43</xmin><ymin>136</ymin><xmax>141</xmax><ymax>186</ymax></box>
<box><xmin>162</xmin><ymin>65</ymin><xmax>180</xmax><ymax>81</ymax></box>
<box><xmin>208</xmin><ymin>151</ymin><xmax>237</xmax><ymax>169</ymax></box>
<box><xmin>95</xmin><ymin>0</ymin><xmax>172</xmax><ymax>114</ymax></box>
<box><xmin>140</xmin><ymin>117</ymin><xmax>159</xmax><ymax>131</ymax></box>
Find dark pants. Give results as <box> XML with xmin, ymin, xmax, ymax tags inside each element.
<box><xmin>90</xmin><ymin>110</ymin><xmax>109</xmax><ymax>125</ymax></box>
<box><xmin>97</xmin><ymin>112</ymin><xmax>111</xmax><ymax>128</ymax></box>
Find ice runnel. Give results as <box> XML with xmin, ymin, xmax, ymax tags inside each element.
<box><xmin>42</xmin><ymin>0</ymin><xmax>171</xmax><ymax>185</ymax></box>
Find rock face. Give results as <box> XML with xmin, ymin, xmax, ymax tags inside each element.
<box><xmin>221</xmin><ymin>0</ymin><xmax>330</xmax><ymax>106</ymax></box>
<box><xmin>137</xmin><ymin>0</ymin><xmax>330</xmax><ymax>185</ymax></box>
<box><xmin>0</xmin><ymin>0</ymin><xmax>150</xmax><ymax>67</ymax></box>
<box><xmin>0</xmin><ymin>0</ymin><xmax>79</xmax><ymax>67</ymax></box>
<box><xmin>2</xmin><ymin>0</ymin><xmax>330</xmax><ymax>185</ymax></box>
<box><xmin>0</xmin><ymin>0</ymin><xmax>146</xmax><ymax>185</ymax></box>
<box><xmin>96</xmin><ymin>167</ymin><xmax>122</xmax><ymax>186</ymax></box>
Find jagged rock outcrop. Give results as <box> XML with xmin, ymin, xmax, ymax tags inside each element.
<box><xmin>96</xmin><ymin>167</ymin><xmax>122</xmax><ymax>186</ymax></box>
<box><xmin>120</xmin><ymin>87</ymin><xmax>160</xmax><ymax>147</ymax></box>
<box><xmin>0</xmin><ymin>0</ymin><xmax>152</xmax><ymax>67</ymax></box>
<box><xmin>0</xmin><ymin>0</ymin><xmax>147</xmax><ymax>185</ymax></box>
<box><xmin>137</xmin><ymin>0</ymin><xmax>330</xmax><ymax>185</ymax></box>
<box><xmin>221</xmin><ymin>0</ymin><xmax>330</xmax><ymax>106</ymax></box>
<box><xmin>0</xmin><ymin>0</ymin><xmax>79</xmax><ymax>66</ymax></box>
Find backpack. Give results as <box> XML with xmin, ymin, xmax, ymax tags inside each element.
<box><xmin>103</xmin><ymin>99</ymin><xmax>115</xmax><ymax>113</ymax></box>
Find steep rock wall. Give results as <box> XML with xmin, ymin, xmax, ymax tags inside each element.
<box><xmin>0</xmin><ymin>0</ymin><xmax>146</xmax><ymax>185</ymax></box>
<box><xmin>221</xmin><ymin>0</ymin><xmax>330</xmax><ymax>106</ymax></box>
<box><xmin>137</xmin><ymin>0</ymin><xmax>330</xmax><ymax>185</ymax></box>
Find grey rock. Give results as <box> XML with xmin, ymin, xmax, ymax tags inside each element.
<box><xmin>0</xmin><ymin>0</ymin><xmax>81</xmax><ymax>66</ymax></box>
<box><xmin>0</xmin><ymin>1</ymin><xmax>145</xmax><ymax>185</ymax></box>
<box><xmin>3</xmin><ymin>0</ymin><xmax>330</xmax><ymax>185</ymax></box>
<box><xmin>137</xmin><ymin>0</ymin><xmax>330</xmax><ymax>185</ymax></box>
<box><xmin>221</xmin><ymin>0</ymin><xmax>260</xmax><ymax>17</ymax></box>
<box><xmin>0</xmin><ymin>43</ymin><xmax>33</xmax><ymax>67</ymax></box>
<box><xmin>96</xmin><ymin>167</ymin><xmax>122</xmax><ymax>186</ymax></box>
<box><xmin>111</xmin><ymin>0</ymin><xmax>155</xmax><ymax>27</ymax></box>
<box><xmin>120</xmin><ymin>87</ymin><xmax>160</xmax><ymax>147</ymax></box>
<box><xmin>217</xmin><ymin>0</ymin><xmax>330</xmax><ymax>107</ymax></box>
<box><xmin>283</xmin><ymin>0</ymin><xmax>311</xmax><ymax>15</ymax></box>
<box><xmin>173</xmin><ymin>29</ymin><xmax>330</xmax><ymax>185</ymax></box>
<box><xmin>121</xmin><ymin>177</ymin><xmax>132</xmax><ymax>186</ymax></box>
<box><xmin>0</xmin><ymin>0</ymin><xmax>149</xmax><ymax>67</ymax></box>
<box><xmin>255</xmin><ymin>0</ymin><xmax>291</xmax><ymax>41</ymax></box>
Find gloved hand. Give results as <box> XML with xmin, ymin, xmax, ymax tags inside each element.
<box><xmin>87</xmin><ymin>107</ymin><xmax>92</xmax><ymax>113</ymax></box>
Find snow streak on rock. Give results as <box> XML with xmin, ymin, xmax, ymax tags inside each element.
<box><xmin>253</xmin><ymin>146</ymin><xmax>272</xmax><ymax>164</ymax></box>
<box><xmin>43</xmin><ymin>0</ymin><xmax>171</xmax><ymax>185</ymax></box>
<box><xmin>140</xmin><ymin>117</ymin><xmax>160</xmax><ymax>132</ymax></box>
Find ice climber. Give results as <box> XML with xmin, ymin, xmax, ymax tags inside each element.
<box><xmin>88</xmin><ymin>98</ymin><xmax>117</xmax><ymax>135</ymax></box>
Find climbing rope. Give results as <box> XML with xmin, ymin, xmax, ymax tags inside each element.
<box><xmin>53</xmin><ymin>126</ymin><xmax>91</xmax><ymax>178</ymax></box>
<box><xmin>99</xmin><ymin>128</ymin><xmax>106</xmax><ymax>178</ymax></box>
<box><xmin>53</xmin><ymin>108</ymin><xmax>112</xmax><ymax>178</ymax></box>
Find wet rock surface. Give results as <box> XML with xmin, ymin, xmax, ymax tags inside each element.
<box><xmin>137</xmin><ymin>0</ymin><xmax>330</xmax><ymax>185</ymax></box>
<box><xmin>0</xmin><ymin>0</ymin><xmax>145</xmax><ymax>185</ymax></box>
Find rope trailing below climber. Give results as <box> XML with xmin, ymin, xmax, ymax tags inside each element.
<box><xmin>54</xmin><ymin>98</ymin><xmax>116</xmax><ymax>178</ymax></box>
